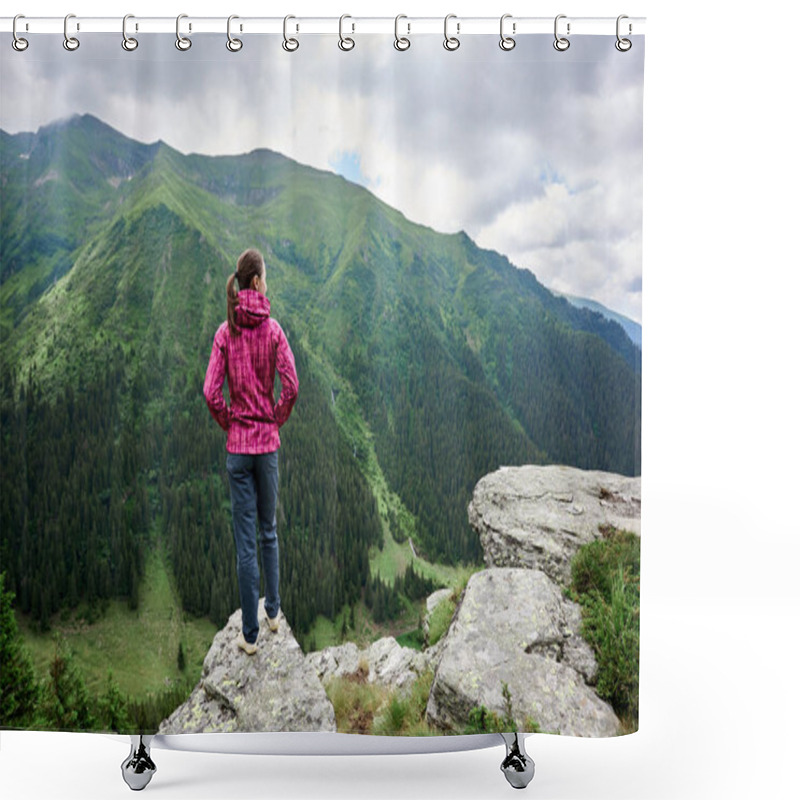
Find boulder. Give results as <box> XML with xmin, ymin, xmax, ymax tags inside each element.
<box><xmin>159</xmin><ymin>603</ymin><xmax>336</xmax><ymax>733</ymax></box>
<box><xmin>423</xmin><ymin>635</ymin><xmax>447</xmax><ymax>674</ymax></box>
<box><xmin>306</xmin><ymin>642</ymin><xmax>362</xmax><ymax>684</ymax></box>
<box><xmin>307</xmin><ymin>636</ymin><xmax>430</xmax><ymax>694</ymax></box>
<box><xmin>469</xmin><ymin>465</ymin><xmax>641</xmax><ymax>587</ymax></box>
<box><xmin>426</xmin><ymin>568</ymin><xmax>619</xmax><ymax>737</ymax></box>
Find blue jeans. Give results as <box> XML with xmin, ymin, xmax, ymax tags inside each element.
<box><xmin>226</xmin><ymin>451</ymin><xmax>280</xmax><ymax>644</ymax></box>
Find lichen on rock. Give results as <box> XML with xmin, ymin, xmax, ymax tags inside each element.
<box><xmin>159</xmin><ymin>603</ymin><xmax>336</xmax><ymax>733</ymax></box>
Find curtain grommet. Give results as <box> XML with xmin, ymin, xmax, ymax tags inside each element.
<box><xmin>282</xmin><ymin>15</ymin><xmax>299</xmax><ymax>52</ymax></box>
<box><xmin>394</xmin><ymin>14</ymin><xmax>410</xmax><ymax>51</ymax></box>
<box><xmin>338</xmin><ymin>14</ymin><xmax>355</xmax><ymax>51</ymax></box>
<box><xmin>175</xmin><ymin>14</ymin><xmax>192</xmax><ymax>51</ymax></box>
<box><xmin>226</xmin><ymin>15</ymin><xmax>243</xmax><ymax>52</ymax></box>
<box><xmin>444</xmin><ymin>14</ymin><xmax>460</xmax><ymax>51</ymax></box>
<box><xmin>12</xmin><ymin>14</ymin><xmax>29</xmax><ymax>51</ymax></box>
<box><xmin>63</xmin><ymin>13</ymin><xmax>80</xmax><ymax>51</ymax></box>
<box><xmin>554</xmin><ymin>14</ymin><xmax>570</xmax><ymax>51</ymax></box>
<box><xmin>500</xmin><ymin>14</ymin><xmax>516</xmax><ymax>51</ymax></box>
<box><xmin>615</xmin><ymin>15</ymin><xmax>632</xmax><ymax>51</ymax></box>
<box><xmin>122</xmin><ymin>14</ymin><xmax>138</xmax><ymax>51</ymax></box>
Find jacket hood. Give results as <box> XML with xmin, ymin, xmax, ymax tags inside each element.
<box><xmin>235</xmin><ymin>289</ymin><xmax>271</xmax><ymax>329</ymax></box>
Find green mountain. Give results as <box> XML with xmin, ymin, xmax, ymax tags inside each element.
<box><xmin>556</xmin><ymin>291</ymin><xmax>642</xmax><ymax>349</ymax></box>
<box><xmin>0</xmin><ymin>114</ymin><xmax>640</xmax><ymax>640</ymax></box>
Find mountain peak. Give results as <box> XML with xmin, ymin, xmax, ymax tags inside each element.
<box><xmin>37</xmin><ymin>112</ymin><xmax>117</xmax><ymax>138</ymax></box>
<box><xmin>24</xmin><ymin>114</ymin><xmax>159</xmax><ymax>191</ymax></box>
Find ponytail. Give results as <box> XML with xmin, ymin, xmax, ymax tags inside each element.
<box><xmin>226</xmin><ymin>272</ymin><xmax>239</xmax><ymax>333</ymax></box>
<box><xmin>226</xmin><ymin>248</ymin><xmax>266</xmax><ymax>334</ymax></box>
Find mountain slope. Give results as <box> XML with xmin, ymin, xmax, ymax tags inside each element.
<box><xmin>0</xmin><ymin>116</ymin><xmax>158</xmax><ymax>333</ymax></box>
<box><xmin>557</xmin><ymin>292</ymin><xmax>642</xmax><ymax>349</ymax></box>
<box><xmin>0</xmin><ymin>114</ymin><xmax>641</xmax><ymax>638</ymax></box>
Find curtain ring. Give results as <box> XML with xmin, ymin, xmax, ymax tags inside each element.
<box><xmin>122</xmin><ymin>14</ymin><xmax>138</xmax><ymax>51</ymax></box>
<box><xmin>553</xmin><ymin>14</ymin><xmax>570</xmax><ymax>51</ymax></box>
<box><xmin>499</xmin><ymin>13</ymin><xmax>515</xmax><ymax>51</ymax></box>
<box><xmin>443</xmin><ymin>14</ymin><xmax>460</xmax><ymax>51</ymax></box>
<box><xmin>176</xmin><ymin>14</ymin><xmax>192</xmax><ymax>51</ymax></box>
<box><xmin>12</xmin><ymin>14</ymin><xmax>29</xmax><ymax>51</ymax></box>
<box><xmin>615</xmin><ymin>15</ymin><xmax>632</xmax><ymax>51</ymax></box>
<box><xmin>226</xmin><ymin>15</ymin><xmax>243</xmax><ymax>51</ymax></box>
<box><xmin>63</xmin><ymin>13</ymin><xmax>80</xmax><ymax>51</ymax></box>
<box><xmin>282</xmin><ymin>15</ymin><xmax>299</xmax><ymax>52</ymax></box>
<box><xmin>394</xmin><ymin>14</ymin><xmax>410</xmax><ymax>51</ymax></box>
<box><xmin>339</xmin><ymin>14</ymin><xmax>355</xmax><ymax>51</ymax></box>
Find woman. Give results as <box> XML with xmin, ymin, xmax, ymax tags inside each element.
<box><xmin>203</xmin><ymin>248</ymin><xmax>298</xmax><ymax>656</ymax></box>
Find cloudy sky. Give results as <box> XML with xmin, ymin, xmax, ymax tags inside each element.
<box><xmin>1</xmin><ymin>32</ymin><xmax>643</xmax><ymax>322</ymax></box>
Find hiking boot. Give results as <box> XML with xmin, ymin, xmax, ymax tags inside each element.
<box><xmin>236</xmin><ymin>633</ymin><xmax>258</xmax><ymax>655</ymax></box>
<box><xmin>267</xmin><ymin>614</ymin><xmax>280</xmax><ymax>633</ymax></box>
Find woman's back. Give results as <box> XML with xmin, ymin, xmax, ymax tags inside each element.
<box><xmin>204</xmin><ymin>284</ymin><xmax>297</xmax><ymax>455</ymax></box>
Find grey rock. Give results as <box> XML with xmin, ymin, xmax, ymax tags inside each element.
<box><xmin>561</xmin><ymin>600</ymin><xmax>599</xmax><ymax>685</ymax></box>
<box><xmin>424</xmin><ymin>635</ymin><xmax>447</xmax><ymax>674</ymax></box>
<box><xmin>367</xmin><ymin>637</ymin><xmax>430</xmax><ymax>690</ymax></box>
<box><xmin>306</xmin><ymin>642</ymin><xmax>362</xmax><ymax>684</ymax></box>
<box><xmin>426</xmin><ymin>568</ymin><xmax>618</xmax><ymax>737</ymax></box>
<box><xmin>469</xmin><ymin>465</ymin><xmax>641</xmax><ymax>587</ymax></box>
<box><xmin>307</xmin><ymin>636</ymin><xmax>430</xmax><ymax>694</ymax></box>
<box><xmin>159</xmin><ymin>603</ymin><xmax>336</xmax><ymax>733</ymax></box>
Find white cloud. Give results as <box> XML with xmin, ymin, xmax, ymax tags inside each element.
<box><xmin>1</xmin><ymin>31</ymin><xmax>643</xmax><ymax>321</ymax></box>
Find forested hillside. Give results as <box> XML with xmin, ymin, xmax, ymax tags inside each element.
<box><xmin>0</xmin><ymin>114</ymin><xmax>641</xmax><ymax>642</ymax></box>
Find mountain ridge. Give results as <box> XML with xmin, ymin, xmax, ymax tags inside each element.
<box><xmin>555</xmin><ymin>291</ymin><xmax>642</xmax><ymax>349</ymax></box>
<box><xmin>2</xmin><ymin>114</ymin><xmax>640</xmax><ymax>370</ymax></box>
<box><xmin>0</xmin><ymin>114</ymin><xmax>640</xmax><ymax>643</ymax></box>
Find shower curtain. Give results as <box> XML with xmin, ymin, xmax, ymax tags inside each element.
<box><xmin>0</xmin><ymin>20</ymin><xmax>643</xmax><ymax>741</ymax></box>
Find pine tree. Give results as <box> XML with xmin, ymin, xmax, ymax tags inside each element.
<box><xmin>99</xmin><ymin>670</ymin><xmax>132</xmax><ymax>733</ymax></box>
<box><xmin>0</xmin><ymin>572</ymin><xmax>40</xmax><ymax>727</ymax></box>
<box><xmin>42</xmin><ymin>633</ymin><xmax>97</xmax><ymax>731</ymax></box>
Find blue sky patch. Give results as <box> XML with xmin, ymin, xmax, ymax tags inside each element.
<box><xmin>330</xmin><ymin>150</ymin><xmax>368</xmax><ymax>187</ymax></box>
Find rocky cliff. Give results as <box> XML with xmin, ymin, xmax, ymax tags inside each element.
<box><xmin>425</xmin><ymin>567</ymin><xmax>618</xmax><ymax>736</ymax></box>
<box><xmin>159</xmin><ymin>606</ymin><xmax>336</xmax><ymax>733</ymax></box>
<box><xmin>161</xmin><ymin>464</ymin><xmax>640</xmax><ymax>738</ymax></box>
<box><xmin>468</xmin><ymin>464</ymin><xmax>641</xmax><ymax>585</ymax></box>
<box><xmin>427</xmin><ymin>465</ymin><xmax>640</xmax><ymax>736</ymax></box>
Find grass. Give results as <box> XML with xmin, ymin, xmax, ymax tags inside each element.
<box><xmin>305</xmin><ymin>596</ymin><xmax>420</xmax><ymax>653</ymax></box>
<box><xmin>358</xmin><ymin>465</ymin><xmax>478</xmax><ymax>653</ymax></box>
<box><xmin>426</xmin><ymin>571</ymin><xmax>473</xmax><ymax>647</ymax></box>
<box><xmin>465</xmin><ymin>682</ymin><xmax>542</xmax><ymax>734</ymax></box>
<box><xmin>426</xmin><ymin>595</ymin><xmax>458</xmax><ymax>647</ymax></box>
<box><xmin>305</xmin><ymin>602</ymin><xmax>371</xmax><ymax>651</ymax></box>
<box><xmin>395</xmin><ymin>627</ymin><xmax>425</xmax><ymax>651</ymax></box>
<box><xmin>325</xmin><ymin>666</ymin><xmax>439</xmax><ymax>736</ymax></box>
<box><xmin>326</xmin><ymin>669</ymin><xmax>389</xmax><ymax>734</ymax></box>
<box><xmin>304</xmin><ymin>560</ymin><xmax>475</xmax><ymax>657</ymax></box>
<box><xmin>569</xmin><ymin>526</ymin><xmax>640</xmax><ymax>733</ymax></box>
<box><xmin>309</xmin><ymin>568</ymin><xmax>474</xmax><ymax>737</ymax></box>
<box><xmin>15</xmin><ymin>537</ymin><xmax>217</xmax><ymax>701</ymax></box>
<box><xmin>368</xmin><ymin>521</ymin><xmax>478</xmax><ymax>585</ymax></box>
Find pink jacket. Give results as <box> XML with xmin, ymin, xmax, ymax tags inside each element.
<box><xmin>203</xmin><ymin>289</ymin><xmax>298</xmax><ymax>453</ymax></box>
